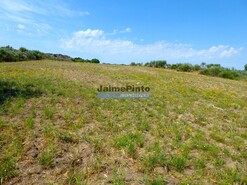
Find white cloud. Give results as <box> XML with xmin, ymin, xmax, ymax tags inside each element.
<box><xmin>0</xmin><ymin>0</ymin><xmax>89</xmax><ymax>35</ymax></box>
<box><xmin>62</xmin><ymin>29</ymin><xmax>242</xmax><ymax>63</ymax></box>
<box><xmin>220</xmin><ymin>47</ymin><xmax>240</xmax><ymax>58</ymax></box>
<box><xmin>55</xmin><ymin>4</ymin><xmax>89</xmax><ymax>17</ymax></box>
<box><xmin>17</xmin><ymin>24</ymin><xmax>25</xmax><ymax>30</ymax></box>
<box><xmin>120</xmin><ymin>27</ymin><xmax>132</xmax><ymax>33</ymax></box>
<box><xmin>107</xmin><ymin>28</ymin><xmax>132</xmax><ymax>35</ymax></box>
<box><xmin>16</xmin><ymin>22</ymin><xmax>52</xmax><ymax>35</ymax></box>
<box><xmin>0</xmin><ymin>0</ymin><xmax>89</xmax><ymax>18</ymax></box>
<box><xmin>74</xmin><ymin>29</ymin><xmax>104</xmax><ymax>38</ymax></box>
<box><xmin>0</xmin><ymin>0</ymin><xmax>33</xmax><ymax>12</ymax></box>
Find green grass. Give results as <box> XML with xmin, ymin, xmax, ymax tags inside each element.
<box><xmin>114</xmin><ymin>132</ymin><xmax>144</xmax><ymax>158</ymax></box>
<box><xmin>39</xmin><ymin>144</ymin><xmax>56</xmax><ymax>168</ymax></box>
<box><xmin>0</xmin><ymin>60</ymin><xmax>246</xmax><ymax>184</ymax></box>
<box><xmin>0</xmin><ymin>157</ymin><xmax>18</xmax><ymax>183</ymax></box>
<box><xmin>170</xmin><ymin>156</ymin><xmax>186</xmax><ymax>172</ymax></box>
<box><xmin>66</xmin><ymin>168</ymin><xmax>87</xmax><ymax>185</ymax></box>
<box><xmin>25</xmin><ymin>116</ymin><xmax>35</xmax><ymax>128</ymax></box>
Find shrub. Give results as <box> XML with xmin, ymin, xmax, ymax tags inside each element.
<box><xmin>91</xmin><ymin>58</ymin><xmax>100</xmax><ymax>63</ymax></box>
<box><xmin>207</xmin><ymin>64</ymin><xmax>221</xmax><ymax>68</ymax></box>
<box><xmin>170</xmin><ymin>64</ymin><xmax>178</xmax><ymax>69</ymax></box>
<box><xmin>0</xmin><ymin>46</ymin><xmax>44</xmax><ymax>62</ymax></box>
<box><xmin>144</xmin><ymin>62</ymin><xmax>150</xmax><ymax>67</ymax></box>
<box><xmin>130</xmin><ymin>62</ymin><xmax>137</xmax><ymax>66</ymax></box>
<box><xmin>208</xmin><ymin>67</ymin><xmax>222</xmax><ymax>76</ymax></box>
<box><xmin>155</xmin><ymin>60</ymin><xmax>167</xmax><ymax>68</ymax></box>
<box><xmin>0</xmin><ymin>48</ymin><xmax>18</xmax><ymax>62</ymax></box>
<box><xmin>18</xmin><ymin>52</ymin><xmax>28</xmax><ymax>61</ymax></box>
<box><xmin>72</xmin><ymin>57</ymin><xmax>84</xmax><ymax>62</ymax></box>
<box><xmin>19</xmin><ymin>47</ymin><xmax>28</xmax><ymax>52</ymax></box>
<box><xmin>33</xmin><ymin>50</ymin><xmax>44</xmax><ymax>60</ymax></box>
<box><xmin>177</xmin><ymin>63</ymin><xmax>193</xmax><ymax>72</ymax></box>
<box><xmin>72</xmin><ymin>58</ymin><xmax>100</xmax><ymax>63</ymax></box>
<box><xmin>193</xmin><ymin>64</ymin><xmax>201</xmax><ymax>71</ymax></box>
<box><xmin>130</xmin><ymin>62</ymin><xmax>142</xmax><ymax>66</ymax></box>
<box><xmin>219</xmin><ymin>70</ymin><xmax>241</xmax><ymax>80</ymax></box>
<box><xmin>144</xmin><ymin>60</ymin><xmax>167</xmax><ymax>68</ymax></box>
<box><xmin>199</xmin><ymin>68</ymin><xmax>210</xmax><ymax>75</ymax></box>
<box><xmin>200</xmin><ymin>66</ymin><xmax>244</xmax><ymax>80</ymax></box>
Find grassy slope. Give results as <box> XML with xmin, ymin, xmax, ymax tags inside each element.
<box><xmin>0</xmin><ymin>60</ymin><xmax>246</xmax><ymax>184</ymax></box>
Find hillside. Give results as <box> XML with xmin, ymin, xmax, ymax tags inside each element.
<box><xmin>0</xmin><ymin>60</ymin><xmax>246</xmax><ymax>184</ymax></box>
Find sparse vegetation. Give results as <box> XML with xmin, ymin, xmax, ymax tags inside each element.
<box><xmin>0</xmin><ymin>60</ymin><xmax>246</xmax><ymax>184</ymax></box>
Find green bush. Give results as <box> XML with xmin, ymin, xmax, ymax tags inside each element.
<box><xmin>219</xmin><ymin>70</ymin><xmax>241</xmax><ymax>80</ymax></box>
<box><xmin>91</xmin><ymin>58</ymin><xmax>100</xmax><ymax>63</ymax></box>
<box><xmin>72</xmin><ymin>57</ymin><xmax>84</xmax><ymax>62</ymax></box>
<box><xmin>145</xmin><ymin>60</ymin><xmax>167</xmax><ymax>68</ymax></box>
<box><xmin>18</xmin><ymin>52</ymin><xmax>28</xmax><ymax>61</ymax></box>
<box><xmin>199</xmin><ymin>68</ymin><xmax>210</xmax><ymax>75</ymax></box>
<box><xmin>170</xmin><ymin>64</ymin><xmax>178</xmax><ymax>69</ymax></box>
<box><xmin>0</xmin><ymin>46</ymin><xmax>44</xmax><ymax>62</ymax></box>
<box><xmin>177</xmin><ymin>63</ymin><xmax>193</xmax><ymax>72</ymax></box>
<box><xmin>208</xmin><ymin>67</ymin><xmax>222</xmax><ymax>76</ymax></box>
<box><xmin>130</xmin><ymin>62</ymin><xmax>142</xmax><ymax>66</ymax></box>
<box><xmin>200</xmin><ymin>67</ymin><xmax>244</xmax><ymax>80</ymax></box>
<box><xmin>207</xmin><ymin>64</ymin><xmax>221</xmax><ymax>68</ymax></box>
<box><xmin>200</xmin><ymin>66</ymin><xmax>222</xmax><ymax>76</ymax></box>
<box><xmin>72</xmin><ymin>57</ymin><xmax>100</xmax><ymax>63</ymax></box>
<box><xmin>0</xmin><ymin>47</ymin><xmax>18</xmax><ymax>62</ymax></box>
<box><xmin>193</xmin><ymin>64</ymin><xmax>201</xmax><ymax>71</ymax></box>
<box><xmin>19</xmin><ymin>47</ymin><xmax>28</xmax><ymax>52</ymax></box>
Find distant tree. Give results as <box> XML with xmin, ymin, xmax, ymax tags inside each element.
<box><xmin>32</xmin><ymin>50</ymin><xmax>44</xmax><ymax>60</ymax></box>
<box><xmin>207</xmin><ymin>66</ymin><xmax>222</xmax><ymax>76</ymax></box>
<box><xmin>156</xmin><ymin>60</ymin><xmax>167</xmax><ymax>68</ymax></box>
<box><xmin>177</xmin><ymin>63</ymin><xmax>193</xmax><ymax>72</ymax></box>
<box><xmin>166</xmin><ymin>64</ymin><xmax>171</xmax><ymax>69</ymax></box>
<box><xmin>200</xmin><ymin>62</ymin><xmax>206</xmax><ymax>69</ymax></box>
<box><xmin>157</xmin><ymin>60</ymin><xmax>166</xmax><ymax>68</ymax></box>
<box><xmin>72</xmin><ymin>57</ymin><xmax>84</xmax><ymax>62</ymax></box>
<box><xmin>19</xmin><ymin>47</ymin><xmax>28</xmax><ymax>52</ymax></box>
<box><xmin>130</xmin><ymin>62</ymin><xmax>142</xmax><ymax>66</ymax></box>
<box><xmin>245</xmin><ymin>64</ymin><xmax>247</xmax><ymax>71</ymax></box>
<box><xmin>145</xmin><ymin>60</ymin><xmax>167</xmax><ymax>68</ymax></box>
<box><xmin>130</xmin><ymin>62</ymin><xmax>137</xmax><ymax>66</ymax></box>
<box><xmin>24</xmin><ymin>50</ymin><xmax>43</xmax><ymax>60</ymax></box>
<box><xmin>218</xmin><ymin>69</ymin><xmax>241</xmax><ymax>80</ymax></box>
<box><xmin>206</xmin><ymin>64</ymin><xmax>221</xmax><ymax>68</ymax></box>
<box><xmin>193</xmin><ymin>64</ymin><xmax>201</xmax><ymax>71</ymax></box>
<box><xmin>170</xmin><ymin>64</ymin><xmax>178</xmax><ymax>69</ymax></box>
<box><xmin>91</xmin><ymin>58</ymin><xmax>100</xmax><ymax>63</ymax></box>
<box><xmin>0</xmin><ymin>47</ymin><xmax>18</xmax><ymax>62</ymax></box>
<box><xmin>18</xmin><ymin>52</ymin><xmax>28</xmax><ymax>61</ymax></box>
<box><xmin>5</xmin><ymin>45</ymin><xmax>13</xmax><ymax>49</ymax></box>
<box><xmin>144</xmin><ymin>62</ymin><xmax>150</xmax><ymax>67</ymax></box>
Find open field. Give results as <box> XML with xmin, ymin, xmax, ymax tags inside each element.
<box><xmin>0</xmin><ymin>60</ymin><xmax>246</xmax><ymax>184</ymax></box>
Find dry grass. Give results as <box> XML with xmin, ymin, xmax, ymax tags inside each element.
<box><xmin>0</xmin><ymin>60</ymin><xmax>246</xmax><ymax>184</ymax></box>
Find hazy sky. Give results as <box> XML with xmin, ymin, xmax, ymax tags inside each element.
<box><xmin>0</xmin><ymin>0</ymin><xmax>246</xmax><ymax>69</ymax></box>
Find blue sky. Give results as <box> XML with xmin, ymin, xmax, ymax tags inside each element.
<box><xmin>0</xmin><ymin>0</ymin><xmax>247</xmax><ymax>69</ymax></box>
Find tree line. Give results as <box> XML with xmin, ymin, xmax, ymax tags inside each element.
<box><xmin>130</xmin><ymin>60</ymin><xmax>247</xmax><ymax>80</ymax></box>
<box><xmin>0</xmin><ymin>46</ymin><xmax>100</xmax><ymax>64</ymax></box>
